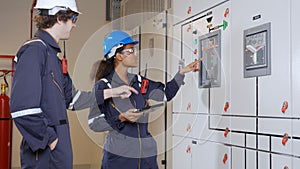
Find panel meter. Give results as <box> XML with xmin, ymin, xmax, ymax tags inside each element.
<box><xmin>198</xmin><ymin>30</ymin><xmax>221</xmax><ymax>88</ymax></box>
<box><xmin>243</xmin><ymin>23</ymin><xmax>271</xmax><ymax>78</ymax></box>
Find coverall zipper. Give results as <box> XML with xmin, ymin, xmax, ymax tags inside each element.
<box><xmin>132</xmin><ymin>99</ymin><xmax>142</xmax><ymax>169</ymax></box>
<box><xmin>51</xmin><ymin>72</ymin><xmax>64</xmax><ymax>97</ymax></box>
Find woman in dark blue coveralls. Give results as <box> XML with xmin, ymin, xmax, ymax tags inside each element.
<box><xmin>94</xmin><ymin>30</ymin><xmax>200</xmax><ymax>169</ymax></box>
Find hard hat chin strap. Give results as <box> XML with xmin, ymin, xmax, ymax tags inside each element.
<box><xmin>107</xmin><ymin>44</ymin><xmax>123</xmax><ymax>60</ymax></box>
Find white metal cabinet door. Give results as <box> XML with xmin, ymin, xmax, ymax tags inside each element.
<box><xmin>191</xmin><ymin>2</ymin><xmax>231</xmax><ymax>116</ymax></box>
<box><xmin>293</xmin><ymin>157</ymin><xmax>300</xmax><ymax>169</ymax></box>
<box><xmin>258</xmin><ymin>152</ymin><xmax>270</xmax><ymax>169</ymax></box>
<box><xmin>192</xmin><ymin>2</ymin><xmax>230</xmax><ymax>114</ymax></box>
<box><xmin>190</xmin><ymin>114</ymin><xmax>210</xmax><ymax>140</ymax></box>
<box><xmin>254</xmin><ymin>0</ymin><xmax>291</xmax><ymax>117</ymax></box>
<box><xmin>176</xmin><ymin>23</ymin><xmax>209</xmax><ymax>114</ymax></box>
<box><xmin>172</xmin><ymin>113</ymin><xmax>198</xmax><ymax>138</ymax></box>
<box><xmin>292</xmin><ymin>139</ymin><xmax>300</xmax><ymax>157</ymax></box>
<box><xmin>230</xmin><ymin>0</ymin><xmax>256</xmax><ymax>117</ymax></box>
<box><xmin>246</xmin><ymin>150</ymin><xmax>256</xmax><ymax>169</ymax></box>
<box><xmin>191</xmin><ymin>141</ymin><xmax>230</xmax><ymax>169</ymax></box>
<box><xmin>172</xmin><ymin>136</ymin><xmax>192</xmax><ymax>169</ymax></box>
<box><xmin>188</xmin><ymin>17</ymin><xmax>210</xmax><ymax>115</ymax></box>
<box><xmin>231</xmin><ymin>0</ymin><xmax>292</xmax><ymax>118</ymax></box>
<box><xmin>232</xmin><ymin>147</ymin><xmax>245</xmax><ymax>169</ymax></box>
<box><xmin>272</xmin><ymin>154</ymin><xmax>292</xmax><ymax>169</ymax></box>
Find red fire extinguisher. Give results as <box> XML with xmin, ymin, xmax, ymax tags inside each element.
<box><xmin>0</xmin><ymin>83</ymin><xmax>12</xmax><ymax>169</ymax></box>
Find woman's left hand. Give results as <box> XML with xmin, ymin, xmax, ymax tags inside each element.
<box><xmin>179</xmin><ymin>58</ymin><xmax>201</xmax><ymax>75</ymax></box>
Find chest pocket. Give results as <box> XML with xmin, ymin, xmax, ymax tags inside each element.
<box><xmin>22</xmin><ymin>39</ymin><xmax>64</xmax><ymax>99</ymax></box>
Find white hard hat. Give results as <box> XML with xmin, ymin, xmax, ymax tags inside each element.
<box><xmin>34</xmin><ymin>0</ymin><xmax>81</xmax><ymax>15</ymax></box>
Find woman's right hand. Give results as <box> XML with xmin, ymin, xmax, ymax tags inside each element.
<box><xmin>119</xmin><ymin>109</ymin><xmax>143</xmax><ymax>122</ymax></box>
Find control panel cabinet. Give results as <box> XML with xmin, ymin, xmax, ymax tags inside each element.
<box><xmin>171</xmin><ymin>0</ymin><xmax>300</xmax><ymax>168</ymax></box>
<box><xmin>231</xmin><ymin>0</ymin><xmax>292</xmax><ymax>118</ymax></box>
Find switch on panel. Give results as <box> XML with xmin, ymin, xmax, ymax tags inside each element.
<box><xmin>198</xmin><ymin>29</ymin><xmax>221</xmax><ymax>88</ymax></box>
<box><xmin>243</xmin><ymin>22</ymin><xmax>271</xmax><ymax>78</ymax></box>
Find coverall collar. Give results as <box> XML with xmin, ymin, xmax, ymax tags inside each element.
<box><xmin>108</xmin><ymin>70</ymin><xmax>137</xmax><ymax>87</ymax></box>
<box><xmin>34</xmin><ymin>29</ymin><xmax>62</xmax><ymax>53</ymax></box>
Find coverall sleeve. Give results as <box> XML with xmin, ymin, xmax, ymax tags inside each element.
<box><xmin>64</xmin><ymin>83</ymin><xmax>112</xmax><ymax>132</ymax></box>
<box><xmin>10</xmin><ymin>44</ymin><xmax>57</xmax><ymax>152</ymax></box>
<box><xmin>94</xmin><ymin>80</ymin><xmax>109</xmax><ymax>106</ymax></box>
<box><xmin>88</xmin><ymin>98</ymin><xmax>113</xmax><ymax>132</ymax></box>
<box><xmin>148</xmin><ymin>72</ymin><xmax>185</xmax><ymax>101</ymax></box>
<box><xmin>63</xmin><ymin>74</ymin><xmax>96</xmax><ymax>111</ymax></box>
<box><xmin>63</xmin><ymin>73</ymin><xmax>74</xmax><ymax>108</ymax></box>
<box><xmin>67</xmin><ymin>90</ymin><xmax>95</xmax><ymax>110</ymax></box>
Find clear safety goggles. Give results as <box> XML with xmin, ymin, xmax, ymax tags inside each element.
<box><xmin>121</xmin><ymin>48</ymin><xmax>137</xmax><ymax>56</ymax></box>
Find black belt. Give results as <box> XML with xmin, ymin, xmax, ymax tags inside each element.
<box><xmin>59</xmin><ymin>119</ymin><xmax>67</xmax><ymax>125</ymax></box>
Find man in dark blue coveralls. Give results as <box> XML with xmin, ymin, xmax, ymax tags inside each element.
<box><xmin>10</xmin><ymin>0</ymin><xmax>90</xmax><ymax>168</ymax></box>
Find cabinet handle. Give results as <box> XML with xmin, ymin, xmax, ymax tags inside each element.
<box><xmin>186</xmin><ymin>123</ymin><xmax>192</xmax><ymax>132</ymax></box>
<box><xmin>187</xmin><ymin>6</ymin><xmax>192</xmax><ymax>14</ymax></box>
<box><xmin>185</xmin><ymin>145</ymin><xmax>191</xmax><ymax>153</ymax></box>
<box><xmin>281</xmin><ymin>101</ymin><xmax>288</xmax><ymax>113</ymax></box>
<box><xmin>224</xmin><ymin>127</ymin><xmax>230</xmax><ymax>138</ymax></box>
<box><xmin>224</xmin><ymin>102</ymin><xmax>230</xmax><ymax>112</ymax></box>
<box><xmin>223</xmin><ymin>153</ymin><xmax>228</xmax><ymax>164</ymax></box>
<box><xmin>186</xmin><ymin>102</ymin><xmax>191</xmax><ymax>111</ymax></box>
<box><xmin>282</xmin><ymin>133</ymin><xmax>289</xmax><ymax>146</ymax></box>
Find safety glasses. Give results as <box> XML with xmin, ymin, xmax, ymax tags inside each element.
<box><xmin>70</xmin><ymin>15</ymin><xmax>78</xmax><ymax>23</ymax></box>
<box><xmin>121</xmin><ymin>48</ymin><xmax>137</xmax><ymax>55</ymax></box>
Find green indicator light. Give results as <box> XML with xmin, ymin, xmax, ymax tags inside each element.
<box><xmin>194</xmin><ymin>39</ymin><xmax>197</xmax><ymax>45</ymax></box>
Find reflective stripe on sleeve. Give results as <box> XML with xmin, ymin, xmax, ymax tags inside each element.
<box><xmin>68</xmin><ymin>90</ymin><xmax>81</xmax><ymax>110</ymax></box>
<box><xmin>88</xmin><ymin>114</ymin><xmax>105</xmax><ymax>125</ymax></box>
<box><xmin>11</xmin><ymin>108</ymin><xmax>43</xmax><ymax>118</ymax></box>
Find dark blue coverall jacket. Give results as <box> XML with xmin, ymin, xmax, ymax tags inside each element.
<box><xmin>10</xmin><ymin>30</ymin><xmax>82</xmax><ymax>169</ymax></box>
<box><xmin>95</xmin><ymin>70</ymin><xmax>184</xmax><ymax>169</ymax></box>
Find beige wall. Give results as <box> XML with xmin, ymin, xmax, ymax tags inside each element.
<box><xmin>0</xmin><ymin>0</ymin><xmax>108</xmax><ymax>168</ymax></box>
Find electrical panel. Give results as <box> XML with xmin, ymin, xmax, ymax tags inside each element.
<box><xmin>198</xmin><ymin>30</ymin><xmax>222</xmax><ymax>88</ymax></box>
<box><xmin>172</xmin><ymin>0</ymin><xmax>297</xmax><ymax>168</ymax></box>
<box><xmin>243</xmin><ymin>23</ymin><xmax>271</xmax><ymax>78</ymax></box>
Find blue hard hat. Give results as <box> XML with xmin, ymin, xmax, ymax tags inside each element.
<box><xmin>103</xmin><ymin>30</ymin><xmax>139</xmax><ymax>59</ymax></box>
